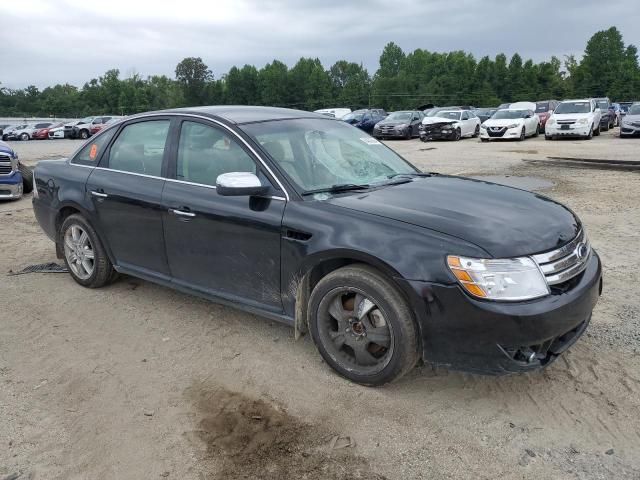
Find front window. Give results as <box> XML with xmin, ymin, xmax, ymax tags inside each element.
<box><xmin>437</xmin><ymin>111</ymin><xmax>462</xmax><ymax>121</ymax></box>
<box><xmin>242</xmin><ymin>119</ymin><xmax>417</xmax><ymax>194</ymax></box>
<box><xmin>555</xmin><ymin>102</ymin><xmax>591</xmax><ymax>114</ymax></box>
<box><xmin>628</xmin><ymin>104</ymin><xmax>640</xmax><ymax>115</ymax></box>
<box><xmin>176</xmin><ymin>121</ymin><xmax>256</xmax><ymax>187</ymax></box>
<box><xmin>492</xmin><ymin>110</ymin><xmax>527</xmax><ymax>119</ymax></box>
<box><xmin>387</xmin><ymin>112</ymin><xmax>412</xmax><ymax>121</ymax></box>
<box><xmin>342</xmin><ymin>111</ymin><xmax>365</xmax><ymax>122</ymax></box>
<box><xmin>535</xmin><ymin>102</ymin><xmax>549</xmax><ymax>113</ymax></box>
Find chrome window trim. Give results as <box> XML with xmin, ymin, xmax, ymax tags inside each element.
<box><xmin>68</xmin><ymin>112</ymin><xmax>290</xmax><ymax>201</ymax></box>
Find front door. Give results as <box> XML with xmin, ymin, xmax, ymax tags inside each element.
<box><xmin>86</xmin><ymin>118</ymin><xmax>172</xmax><ymax>277</ymax></box>
<box><xmin>161</xmin><ymin>119</ymin><xmax>286</xmax><ymax>311</ymax></box>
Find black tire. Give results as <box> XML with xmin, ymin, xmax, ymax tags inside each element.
<box><xmin>593</xmin><ymin>124</ymin><xmax>600</xmax><ymax>137</ymax></box>
<box><xmin>2</xmin><ymin>134</ymin><xmax>8</xmax><ymax>141</ymax></box>
<box><xmin>404</xmin><ymin>128</ymin><xmax>411</xmax><ymax>140</ymax></box>
<box><xmin>308</xmin><ymin>264</ymin><xmax>419</xmax><ymax>386</ymax></box>
<box><xmin>533</xmin><ymin>124</ymin><xmax>540</xmax><ymax>137</ymax></box>
<box><xmin>473</xmin><ymin>125</ymin><xmax>480</xmax><ymax>138</ymax></box>
<box><xmin>59</xmin><ymin>214</ymin><xmax>116</xmax><ymax>288</ymax></box>
<box><xmin>18</xmin><ymin>163</ymin><xmax>33</xmax><ymax>193</ymax></box>
<box><xmin>20</xmin><ymin>132</ymin><xmax>29</xmax><ymax>141</ymax></box>
<box><xmin>519</xmin><ymin>127</ymin><xmax>526</xmax><ymax>141</ymax></box>
<box><xmin>453</xmin><ymin>128</ymin><xmax>462</xmax><ymax>141</ymax></box>
<box><xmin>79</xmin><ymin>129</ymin><xmax>89</xmax><ymax>139</ymax></box>
<box><xmin>545</xmin><ymin>134</ymin><xmax>553</xmax><ymax>141</ymax></box>
<box><xmin>602</xmin><ymin>122</ymin><xmax>609</xmax><ymax>132</ymax></box>
<box><xmin>480</xmin><ymin>138</ymin><xmax>489</xmax><ymax>142</ymax></box>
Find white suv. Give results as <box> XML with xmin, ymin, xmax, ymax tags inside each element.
<box><xmin>545</xmin><ymin>99</ymin><xmax>602</xmax><ymax>140</ymax></box>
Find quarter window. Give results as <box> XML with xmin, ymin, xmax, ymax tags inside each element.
<box><xmin>107</xmin><ymin>120</ymin><xmax>170</xmax><ymax>176</ymax></box>
<box><xmin>176</xmin><ymin>121</ymin><xmax>256</xmax><ymax>187</ymax></box>
<box><xmin>72</xmin><ymin>128</ymin><xmax>117</xmax><ymax>166</ymax></box>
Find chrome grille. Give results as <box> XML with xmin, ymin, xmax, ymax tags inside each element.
<box><xmin>532</xmin><ymin>230</ymin><xmax>591</xmax><ymax>286</ymax></box>
<box><xmin>0</xmin><ymin>155</ymin><xmax>12</xmax><ymax>175</ymax></box>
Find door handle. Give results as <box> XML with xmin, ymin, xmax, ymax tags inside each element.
<box><xmin>91</xmin><ymin>190</ymin><xmax>108</xmax><ymax>198</ymax></box>
<box><xmin>170</xmin><ymin>208</ymin><xmax>196</xmax><ymax>218</ymax></box>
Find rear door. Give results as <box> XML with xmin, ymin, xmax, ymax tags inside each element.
<box><xmin>86</xmin><ymin>117</ymin><xmax>173</xmax><ymax>277</ymax></box>
<box><xmin>161</xmin><ymin>118</ymin><xmax>286</xmax><ymax>311</ymax></box>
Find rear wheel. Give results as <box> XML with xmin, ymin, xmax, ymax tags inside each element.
<box><xmin>533</xmin><ymin>124</ymin><xmax>540</xmax><ymax>137</ymax></box>
<box><xmin>602</xmin><ymin>121</ymin><xmax>609</xmax><ymax>132</ymax></box>
<box><xmin>79</xmin><ymin>129</ymin><xmax>89</xmax><ymax>139</ymax></box>
<box><xmin>18</xmin><ymin>163</ymin><xmax>33</xmax><ymax>193</ymax></box>
<box><xmin>308</xmin><ymin>265</ymin><xmax>419</xmax><ymax>386</ymax></box>
<box><xmin>473</xmin><ymin>125</ymin><xmax>480</xmax><ymax>138</ymax></box>
<box><xmin>60</xmin><ymin>214</ymin><xmax>115</xmax><ymax>288</ymax></box>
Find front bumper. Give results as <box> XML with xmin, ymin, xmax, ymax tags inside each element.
<box><xmin>479</xmin><ymin>126</ymin><xmax>522</xmax><ymax>140</ymax></box>
<box><xmin>620</xmin><ymin>123</ymin><xmax>640</xmax><ymax>136</ymax></box>
<box><xmin>419</xmin><ymin>127</ymin><xmax>456</xmax><ymax>141</ymax></box>
<box><xmin>0</xmin><ymin>171</ymin><xmax>24</xmax><ymax>199</ymax></box>
<box><xmin>374</xmin><ymin>127</ymin><xmax>410</xmax><ymax>139</ymax></box>
<box><xmin>398</xmin><ymin>251</ymin><xmax>602</xmax><ymax>375</ymax></box>
<box><xmin>546</xmin><ymin>124</ymin><xmax>592</xmax><ymax>138</ymax></box>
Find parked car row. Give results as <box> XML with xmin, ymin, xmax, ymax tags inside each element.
<box><xmin>0</xmin><ymin>115</ymin><xmax>123</xmax><ymax>141</ymax></box>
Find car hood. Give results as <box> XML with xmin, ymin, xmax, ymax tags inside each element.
<box><xmin>422</xmin><ymin>116</ymin><xmax>459</xmax><ymax>125</ymax></box>
<box><xmin>623</xmin><ymin>113</ymin><xmax>640</xmax><ymax>122</ymax></box>
<box><xmin>376</xmin><ymin>119</ymin><xmax>410</xmax><ymax>127</ymax></box>
<box><xmin>552</xmin><ymin>112</ymin><xmax>593</xmax><ymax>120</ymax></box>
<box><xmin>482</xmin><ymin>118</ymin><xmax>525</xmax><ymax>128</ymax></box>
<box><xmin>325</xmin><ymin>176</ymin><xmax>579</xmax><ymax>258</ymax></box>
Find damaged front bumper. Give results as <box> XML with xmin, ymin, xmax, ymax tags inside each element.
<box><xmin>419</xmin><ymin>123</ymin><xmax>457</xmax><ymax>141</ymax></box>
<box><xmin>396</xmin><ymin>251</ymin><xmax>602</xmax><ymax>375</ymax></box>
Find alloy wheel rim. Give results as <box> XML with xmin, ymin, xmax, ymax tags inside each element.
<box><xmin>63</xmin><ymin>224</ymin><xmax>95</xmax><ymax>280</ymax></box>
<box><xmin>317</xmin><ymin>288</ymin><xmax>394</xmax><ymax>375</ymax></box>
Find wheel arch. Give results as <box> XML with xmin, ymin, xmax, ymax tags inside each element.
<box><xmin>289</xmin><ymin>250</ymin><xmax>414</xmax><ymax>340</ymax></box>
<box><xmin>53</xmin><ymin>202</ymin><xmax>113</xmax><ymax>263</ymax></box>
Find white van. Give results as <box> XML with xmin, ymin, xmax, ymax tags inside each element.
<box><xmin>314</xmin><ymin>108</ymin><xmax>352</xmax><ymax>119</ymax></box>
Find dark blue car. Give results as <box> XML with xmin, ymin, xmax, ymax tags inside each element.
<box><xmin>342</xmin><ymin>109</ymin><xmax>388</xmax><ymax>134</ymax></box>
<box><xmin>0</xmin><ymin>140</ymin><xmax>32</xmax><ymax>199</ymax></box>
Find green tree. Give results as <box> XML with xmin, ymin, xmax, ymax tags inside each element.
<box><xmin>175</xmin><ymin>57</ymin><xmax>213</xmax><ymax>106</ymax></box>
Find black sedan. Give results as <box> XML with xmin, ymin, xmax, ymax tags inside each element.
<box><xmin>32</xmin><ymin>106</ymin><xmax>602</xmax><ymax>386</ymax></box>
<box><xmin>373</xmin><ymin>110</ymin><xmax>424</xmax><ymax>139</ymax></box>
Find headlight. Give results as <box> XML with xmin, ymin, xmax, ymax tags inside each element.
<box><xmin>506</xmin><ymin>123</ymin><xmax>519</xmax><ymax>129</ymax></box>
<box><xmin>447</xmin><ymin>255</ymin><xmax>549</xmax><ymax>301</ymax></box>
<box><xmin>576</xmin><ymin>118</ymin><xmax>589</xmax><ymax>125</ymax></box>
<box><xmin>480</xmin><ymin>124</ymin><xmax>487</xmax><ymax>130</ymax></box>
<box><xmin>547</xmin><ymin>117</ymin><xmax>555</xmax><ymax>126</ymax></box>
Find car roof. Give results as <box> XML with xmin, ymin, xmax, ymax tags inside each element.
<box><xmin>151</xmin><ymin>106</ymin><xmax>329</xmax><ymax>125</ymax></box>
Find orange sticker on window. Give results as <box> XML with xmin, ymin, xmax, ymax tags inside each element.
<box><xmin>89</xmin><ymin>144</ymin><xmax>98</xmax><ymax>160</ymax></box>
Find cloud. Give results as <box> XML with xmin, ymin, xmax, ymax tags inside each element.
<box><xmin>1</xmin><ymin>0</ymin><xmax>637</xmax><ymax>88</ymax></box>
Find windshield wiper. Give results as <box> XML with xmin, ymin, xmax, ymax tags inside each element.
<box><xmin>387</xmin><ymin>172</ymin><xmax>437</xmax><ymax>179</ymax></box>
<box><xmin>301</xmin><ymin>183</ymin><xmax>371</xmax><ymax>196</ymax></box>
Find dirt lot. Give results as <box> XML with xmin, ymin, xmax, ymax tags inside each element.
<box><xmin>1</xmin><ymin>131</ymin><xmax>639</xmax><ymax>480</ymax></box>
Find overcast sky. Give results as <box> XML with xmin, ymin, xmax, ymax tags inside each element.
<box><xmin>1</xmin><ymin>0</ymin><xmax>638</xmax><ymax>89</ymax></box>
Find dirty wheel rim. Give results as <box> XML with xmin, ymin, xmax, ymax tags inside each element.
<box><xmin>63</xmin><ymin>224</ymin><xmax>95</xmax><ymax>280</ymax></box>
<box><xmin>317</xmin><ymin>288</ymin><xmax>394</xmax><ymax>375</ymax></box>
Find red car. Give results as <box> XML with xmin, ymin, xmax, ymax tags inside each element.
<box><xmin>90</xmin><ymin>116</ymin><xmax>122</xmax><ymax>136</ymax></box>
<box><xmin>32</xmin><ymin>122</ymin><xmax>64</xmax><ymax>140</ymax></box>
<box><xmin>535</xmin><ymin>100</ymin><xmax>560</xmax><ymax>132</ymax></box>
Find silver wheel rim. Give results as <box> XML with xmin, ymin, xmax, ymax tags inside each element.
<box><xmin>63</xmin><ymin>224</ymin><xmax>95</xmax><ymax>280</ymax></box>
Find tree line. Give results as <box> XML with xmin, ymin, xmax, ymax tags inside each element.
<box><xmin>1</xmin><ymin>26</ymin><xmax>638</xmax><ymax>118</ymax></box>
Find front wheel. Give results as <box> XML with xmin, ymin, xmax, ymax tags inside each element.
<box><xmin>60</xmin><ymin>214</ymin><xmax>116</xmax><ymax>288</ymax></box>
<box><xmin>519</xmin><ymin>127</ymin><xmax>526</xmax><ymax>141</ymax></box>
<box><xmin>602</xmin><ymin>122</ymin><xmax>609</xmax><ymax>132</ymax></box>
<box><xmin>79</xmin><ymin>129</ymin><xmax>89</xmax><ymax>139</ymax></box>
<box><xmin>593</xmin><ymin>124</ymin><xmax>600</xmax><ymax>136</ymax></box>
<box><xmin>20</xmin><ymin>133</ymin><xmax>29</xmax><ymax>141</ymax></box>
<box><xmin>18</xmin><ymin>163</ymin><xmax>33</xmax><ymax>193</ymax></box>
<box><xmin>453</xmin><ymin>128</ymin><xmax>462</xmax><ymax>141</ymax></box>
<box><xmin>473</xmin><ymin>125</ymin><xmax>480</xmax><ymax>138</ymax></box>
<box><xmin>308</xmin><ymin>265</ymin><xmax>419</xmax><ymax>386</ymax></box>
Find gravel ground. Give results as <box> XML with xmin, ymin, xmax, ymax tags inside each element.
<box><xmin>1</xmin><ymin>130</ymin><xmax>639</xmax><ymax>480</ymax></box>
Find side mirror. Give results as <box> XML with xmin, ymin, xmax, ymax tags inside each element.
<box><xmin>216</xmin><ymin>172</ymin><xmax>269</xmax><ymax>197</ymax></box>
<box><xmin>525</xmin><ymin>114</ymin><xmax>533</xmax><ymax>118</ymax></box>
